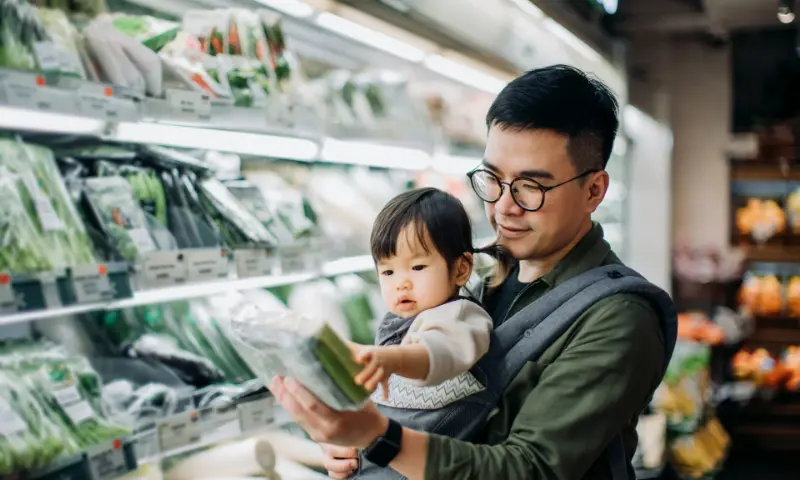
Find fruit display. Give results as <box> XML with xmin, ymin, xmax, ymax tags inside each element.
<box><xmin>737</xmin><ymin>273</ymin><xmax>786</xmax><ymax>317</ymax></box>
<box><xmin>788</xmin><ymin>276</ymin><xmax>800</xmax><ymax>318</ymax></box>
<box><xmin>731</xmin><ymin>346</ymin><xmax>800</xmax><ymax>391</ymax></box>
<box><xmin>668</xmin><ymin>417</ymin><xmax>730</xmax><ymax>480</ymax></box>
<box><xmin>651</xmin><ymin>342</ymin><xmax>711</xmax><ymax>432</ymax></box>
<box><xmin>677</xmin><ymin>312</ymin><xmax>725</xmax><ymax>345</ymax></box>
<box><xmin>735</xmin><ymin>198</ymin><xmax>786</xmax><ymax>243</ymax></box>
<box><xmin>787</xmin><ymin>187</ymin><xmax>800</xmax><ymax>234</ymax></box>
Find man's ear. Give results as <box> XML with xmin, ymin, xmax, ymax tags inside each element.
<box><xmin>586</xmin><ymin>171</ymin><xmax>609</xmax><ymax>213</ymax></box>
<box><xmin>454</xmin><ymin>253</ymin><xmax>474</xmax><ymax>287</ymax></box>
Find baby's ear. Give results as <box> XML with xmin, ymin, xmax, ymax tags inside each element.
<box><xmin>454</xmin><ymin>253</ymin><xmax>474</xmax><ymax>286</ymax></box>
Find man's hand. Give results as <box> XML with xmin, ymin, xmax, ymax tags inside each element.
<box><xmin>321</xmin><ymin>444</ymin><xmax>359</xmax><ymax>479</ymax></box>
<box><xmin>270</xmin><ymin>375</ymin><xmax>389</xmax><ymax>449</ymax></box>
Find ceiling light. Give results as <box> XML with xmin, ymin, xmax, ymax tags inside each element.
<box><xmin>0</xmin><ymin>106</ymin><xmax>104</xmax><ymax>135</ymax></box>
<box><xmin>320</xmin><ymin>138</ymin><xmax>431</xmax><ymax>170</ymax></box>
<box><xmin>422</xmin><ymin>54</ymin><xmax>506</xmax><ymax>94</ymax></box>
<box><xmin>779</xmin><ymin>2</ymin><xmax>795</xmax><ymax>24</ymax></box>
<box><xmin>255</xmin><ymin>0</ymin><xmax>315</xmax><ymax>17</ymax></box>
<box><xmin>113</xmin><ymin>122</ymin><xmax>319</xmax><ymax>161</ymax></box>
<box><xmin>315</xmin><ymin>12</ymin><xmax>426</xmax><ymax>62</ymax></box>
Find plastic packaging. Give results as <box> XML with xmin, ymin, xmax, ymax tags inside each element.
<box><xmin>228</xmin><ymin>305</ymin><xmax>369</xmax><ymax>411</ymax></box>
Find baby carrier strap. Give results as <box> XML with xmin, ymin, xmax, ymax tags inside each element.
<box><xmin>477</xmin><ymin>264</ymin><xmax>677</xmax><ymax>480</ymax></box>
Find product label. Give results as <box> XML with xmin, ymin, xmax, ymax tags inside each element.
<box><xmin>0</xmin><ymin>397</ymin><xmax>27</xmax><ymax>436</ymax></box>
<box><xmin>166</xmin><ymin>89</ymin><xmax>211</xmax><ymax>121</ymax></box>
<box><xmin>237</xmin><ymin>396</ymin><xmax>276</xmax><ymax>433</ymax></box>
<box><xmin>53</xmin><ymin>386</ymin><xmax>82</xmax><ymax>406</ymax></box>
<box><xmin>128</xmin><ymin>228</ymin><xmax>157</xmax><ymax>254</ymax></box>
<box><xmin>87</xmin><ymin>439</ymin><xmax>128</xmax><ymax>480</ymax></box>
<box><xmin>2</xmin><ymin>72</ymin><xmax>51</xmax><ymax>110</ymax></box>
<box><xmin>185</xmin><ymin>249</ymin><xmax>229</xmax><ymax>282</ymax></box>
<box><xmin>65</xmin><ymin>400</ymin><xmax>95</xmax><ymax>425</ymax></box>
<box><xmin>234</xmin><ymin>248</ymin><xmax>276</xmax><ymax>278</ymax></box>
<box><xmin>33</xmin><ymin>41</ymin><xmax>61</xmax><ymax>71</ymax></box>
<box><xmin>280</xmin><ymin>244</ymin><xmax>308</xmax><ymax>273</ymax></box>
<box><xmin>140</xmin><ymin>251</ymin><xmax>188</xmax><ymax>288</ymax></box>
<box><xmin>72</xmin><ymin>265</ymin><xmax>114</xmax><ymax>303</ymax></box>
<box><xmin>158</xmin><ymin>411</ymin><xmax>201</xmax><ymax>452</ymax></box>
<box><xmin>0</xmin><ymin>272</ymin><xmax>16</xmax><ymax>313</ymax></box>
<box><xmin>22</xmin><ymin>171</ymin><xmax>64</xmax><ymax>231</ymax></box>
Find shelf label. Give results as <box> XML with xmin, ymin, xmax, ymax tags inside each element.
<box><xmin>185</xmin><ymin>249</ymin><xmax>229</xmax><ymax>282</ymax></box>
<box><xmin>72</xmin><ymin>265</ymin><xmax>114</xmax><ymax>303</ymax></box>
<box><xmin>78</xmin><ymin>86</ymin><xmax>117</xmax><ymax>120</ymax></box>
<box><xmin>0</xmin><ymin>272</ymin><xmax>16</xmax><ymax>314</ymax></box>
<box><xmin>2</xmin><ymin>71</ymin><xmax>51</xmax><ymax>110</ymax></box>
<box><xmin>158</xmin><ymin>411</ymin><xmax>200</xmax><ymax>452</ymax></box>
<box><xmin>234</xmin><ymin>248</ymin><xmax>276</xmax><ymax>278</ymax></box>
<box><xmin>280</xmin><ymin>245</ymin><xmax>308</xmax><ymax>273</ymax></box>
<box><xmin>141</xmin><ymin>252</ymin><xmax>188</xmax><ymax>288</ymax></box>
<box><xmin>237</xmin><ymin>396</ymin><xmax>276</xmax><ymax>434</ymax></box>
<box><xmin>167</xmin><ymin>89</ymin><xmax>211</xmax><ymax>121</ymax></box>
<box><xmin>87</xmin><ymin>439</ymin><xmax>128</xmax><ymax>480</ymax></box>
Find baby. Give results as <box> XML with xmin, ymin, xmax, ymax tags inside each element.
<box><xmin>350</xmin><ymin>186</ymin><xmax>504</xmax><ymax>404</ymax></box>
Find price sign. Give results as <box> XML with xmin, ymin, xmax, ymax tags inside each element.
<box><xmin>185</xmin><ymin>249</ymin><xmax>229</xmax><ymax>282</ymax></box>
<box><xmin>87</xmin><ymin>439</ymin><xmax>129</xmax><ymax>480</ymax></box>
<box><xmin>0</xmin><ymin>272</ymin><xmax>16</xmax><ymax>314</ymax></box>
<box><xmin>71</xmin><ymin>265</ymin><xmax>114</xmax><ymax>303</ymax></box>
<box><xmin>166</xmin><ymin>89</ymin><xmax>211</xmax><ymax>121</ymax></box>
<box><xmin>78</xmin><ymin>86</ymin><xmax>118</xmax><ymax>120</ymax></box>
<box><xmin>234</xmin><ymin>248</ymin><xmax>276</xmax><ymax>278</ymax></box>
<box><xmin>280</xmin><ymin>245</ymin><xmax>308</xmax><ymax>273</ymax></box>
<box><xmin>237</xmin><ymin>397</ymin><xmax>276</xmax><ymax>434</ymax></box>
<box><xmin>158</xmin><ymin>411</ymin><xmax>200</xmax><ymax>452</ymax></box>
<box><xmin>3</xmin><ymin>72</ymin><xmax>51</xmax><ymax>110</ymax></box>
<box><xmin>141</xmin><ymin>252</ymin><xmax>188</xmax><ymax>288</ymax></box>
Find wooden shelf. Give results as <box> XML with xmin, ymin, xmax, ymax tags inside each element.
<box><xmin>743</xmin><ymin>244</ymin><xmax>800</xmax><ymax>263</ymax></box>
<box><xmin>730</xmin><ymin>160</ymin><xmax>800</xmax><ymax>181</ymax></box>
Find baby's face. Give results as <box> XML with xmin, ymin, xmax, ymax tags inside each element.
<box><xmin>376</xmin><ymin>226</ymin><xmax>457</xmax><ymax>318</ymax></box>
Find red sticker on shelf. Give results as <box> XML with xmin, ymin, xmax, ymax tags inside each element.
<box><xmin>0</xmin><ymin>273</ymin><xmax>9</xmax><ymax>285</ymax></box>
<box><xmin>35</xmin><ymin>76</ymin><xmax>45</xmax><ymax>87</ymax></box>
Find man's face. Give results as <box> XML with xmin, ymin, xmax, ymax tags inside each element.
<box><xmin>481</xmin><ymin>126</ymin><xmax>605</xmax><ymax>262</ymax></box>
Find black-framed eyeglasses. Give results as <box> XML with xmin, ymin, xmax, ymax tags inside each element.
<box><xmin>467</xmin><ymin>168</ymin><xmax>599</xmax><ymax>212</ymax></box>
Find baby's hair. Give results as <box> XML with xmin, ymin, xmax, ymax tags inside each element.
<box><xmin>370</xmin><ymin>187</ymin><xmax>513</xmax><ymax>284</ymax></box>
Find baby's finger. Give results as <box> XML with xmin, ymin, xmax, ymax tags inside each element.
<box><xmin>380</xmin><ymin>378</ymin><xmax>390</xmax><ymax>400</ymax></box>
<box><xmin>355</xmin><ymin>361</ymin><xmax>378</xmax><ymax>386</ymax></box>
<box><xmin>355</xmin><ymin>349</ymin><xmax>373</xmax><ymax>365</ymax></box>
<box><xmin>363</xmin><ymin>367</ymin><xmax>385</xmax><ymax>392</ymax></box>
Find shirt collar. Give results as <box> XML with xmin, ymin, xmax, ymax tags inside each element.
<box><xmin>540</xmin><ymin>222</ymin><xmax>611</xmax><ymax>287</ymax></box>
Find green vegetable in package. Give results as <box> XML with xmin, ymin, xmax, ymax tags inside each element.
<box><xmin>229</xmin><ymin>306</ymin><xmax>369</xmax><ymax>411</ymax></box>
<box><xmin>0</xmin><ymin>139</ymin><xmax>96</xmax><ymax>274</ymax></box>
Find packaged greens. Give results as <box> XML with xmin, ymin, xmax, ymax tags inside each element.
<box><xmin>0</xmin><ymin>139</ymin><xmax>96</xmax><ymax>273</ymax></box>
<box><xmin>32</xmin><ymin>7</ymin><xmax>88</xmax><ymax>79</ymax></box>
<box><xmin>82</xmin><ymin>176</ymin><xmax>160</xmax><ymax>262</ymax></box>
<box><xmin>0</xmin><ymin>0</ymin><xmax>45</xmax><ymax>71</ymax></box>
<box><xmin>198</xmin><ymin>177</ymin><xmax>278</xmax><ymax>248</ymax></box>
<box><xmin>229</xmin><ymin>304</ymin><xmax>369</xmax><ymax>411</ymax></box>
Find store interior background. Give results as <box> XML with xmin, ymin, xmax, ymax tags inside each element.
<box><xmin>1</xmin><ymin>0</ymin><xmax>800</xmax><ymax>478</ymax></box>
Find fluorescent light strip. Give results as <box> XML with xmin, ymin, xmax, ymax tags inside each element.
<box><xmin>432</xmin><ymin>154</ymin><xmax>482</xmax><ymax>174</ymax></box>
<box><xmin>0</xmin><ymin>106</ymin><xmax>104</xmax><ymax>135</ymax></box>
<box><xmin>254</xmin><ymin>0</ymin><xmax>315</xmax><ymax>17</ymax></box>
<box><xmin>542</xmin><ymin>18</ymin><xmax>602</xmax><ymax>63</ymax></box>
<box><xmin>114</xmin><ymin>122</ymin><xmax>319</xmax><ymax>161</ymax></box>
<box><xmin>315</xmin><ymin>12</ymin><xmax>427</xmax><ymax>62</ymax></box>
<box><xmin>320</xmin><ymin>138</ymin><xmax>431</xmax><ymax>170</ymax></box>
<box><xmin>423</xmin><ymin>54</ymin><xmax>506</xmax><ymax>94</ymax></box>
<box><xmin>508</xmin><ymin>0</ymin><xmax>544</xmax><ymax>19</ymax></box>
<box><xmin>321</xmin><ymin>255</ymin><xmax>374</xmax><ymax>277</ymax></box>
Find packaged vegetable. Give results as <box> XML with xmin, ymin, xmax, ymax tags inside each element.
<box><xmin>228</xmin><ymin>304</ymin><xmax>369</xmax><ymax>411</ymax></box>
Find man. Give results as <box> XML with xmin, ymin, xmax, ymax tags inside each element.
<box><xmin>270</xmin><ymin>64</ymin><xmax>667</xmax><ymax>480</ymax></box>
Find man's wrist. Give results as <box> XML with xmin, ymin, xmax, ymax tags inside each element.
<box><xmin>360</xmin><ymin>411</ymin><xmax>390</xmax><ymax>449</ymax></box>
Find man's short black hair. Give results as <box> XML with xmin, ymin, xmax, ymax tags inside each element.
<box><xmin>486</xmin><ymin>64</ymin><xmax>619</xmax><ymax>171</ymax></box>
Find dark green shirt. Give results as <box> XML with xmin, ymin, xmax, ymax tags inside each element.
<box><xmin>425</xmin><ymin>223</ymin><xmax>665</xmax><ymax>480</ymax></box>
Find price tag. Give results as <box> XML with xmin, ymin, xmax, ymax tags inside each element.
<box><xmin>234</xmin><ymin>248</ymin><xmax>275</xmax><ymax>278</ymax></box>
<box><xmin>185</xmin><ymin>249</ymin><xmax>229</xmax><ymax>282</ymax></box>
<box><xmin>0</xmin><ymin>397</ymin><xmax>27</xmax><ymax>436</ymax></box>
<box><xmin>78</xmin><ymin>86</ymin><xmax>119</xmax><ymax>120</ymax></box>
<box><xmin>65</xmin><ymin>400</ymin><xmax>96</xmax><ymax>426</ymax></box>
<box><xmin>158</xmin><ymin>411</ymin><xmax>200</xmax><ymax>452</ymax></box>
<box><xmin>166</xmin><ymin>89</ymin><xmax>211</xmax><ymax>121</ymax></box>
<box><xmin>280</xmin><ymin>245</ymin><xmax>308</xmax><ymax>273</ymax></box>
<box><xmin>71</xmin><ymin>265</ymin><xmax>114</xmax><ymax>303</ymax></box>
<box><xmin>3</xmin><ymin>72</ymin><xmax>51</xmax><ymax>110</ymax></box>
<box><xmin>53</xmin><ymin>386</ymin><xmax>82</xmax><ymax>406</ymax></box>
<box><xmin>87</xmin><ymin>439</ymin><xmax>129</xmax><ymax>480</ymax></box>
<box><xmin>237</xmin><ymin>397</ymin><xmax>276</xmax><ymax>434</ymax></box>
<box><xmin>0</xmin><ymin>272</ymin><xmax>17</xmax><ymax>313</ymax></box>
<box><xmin>141</xmin><ymin>252</ymin><xmax>188</xmax><ymax>288</ymax></box>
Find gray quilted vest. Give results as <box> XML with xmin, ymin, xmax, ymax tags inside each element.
<box><xmin>355</xmin><ymin>264</ymin><xmax>678</xmax><ymax>480</ymax></box>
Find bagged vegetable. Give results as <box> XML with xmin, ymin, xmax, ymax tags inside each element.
<box><xmin>32</xmin><ymin>7</ymin><xmax>87</xmax><ymax>79</ymax></box>
<box><xmin>228</xmin><ymin>304</ymin><xmax>369</xmax><ymax>411</ymax></box>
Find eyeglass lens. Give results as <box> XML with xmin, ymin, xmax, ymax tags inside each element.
<box><xmin>470</xmin><ymin>170</ymin><xmax>544</xmax><ymax>211</ymax></box>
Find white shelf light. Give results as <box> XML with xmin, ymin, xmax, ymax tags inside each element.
<box><xmin>315</xmin><ymin>12</ymin><xmax>427</xmax><ymax>62</ymax></box>
<box><xmin>0</xmin><ymin>106</ymin><xmax>104</xmax><ymax>135</ymax></box>
<box><xmin>255</xmin><ymin>0</ymin><xmax>315</xmax><ymax>17</ymax></box>
<box><xmin>113</xmin><ymin>122</ymin><xmax>319</xmax><ymax>161</ymax></box>
<box><xmin>320</xmin><ymin>138</ymin><xmax>431</xmax><ymax>170</ymax></box>
<box><xmin>422</xmin><ymin>54</ymin><xmax>506</xmax><ymax>94</ymax></box>
<box><xmin>542</xmin><ymin>18</ymin><xmax>603</xmax><ymax>64</ymax></box>
<box><xmin>432</xmin><ymin>154</ymin><xmax>482</xmax><ymax>174</ymax></box>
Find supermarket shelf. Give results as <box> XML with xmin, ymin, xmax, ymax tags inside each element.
<box><xmin>0</xmin><ymin>254</ymin><xmax>374</xmax><ymax>326</ymax></box>
<box><xmin>730</xmin><ymin>160</ymin><xmax>800</xmax><ymax>181</ymax></box>
<box><xmin>744</xmin><ymin>245</ymin><xmax>800</xmax><ymax>263</ymax></box>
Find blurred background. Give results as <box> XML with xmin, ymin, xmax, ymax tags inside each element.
<box><xmin>0</xmin><ymin>0</ymin><xmax>798</xmax><ymax>478</ymax></box>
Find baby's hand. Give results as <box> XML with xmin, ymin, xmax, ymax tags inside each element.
<box><xmin>352</xmin><ymin>346</ymin><xmax>393</xmax><ymax>400</ymax></box>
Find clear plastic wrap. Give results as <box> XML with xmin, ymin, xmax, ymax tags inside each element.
<box><xmin>228</xmin><ymin>304</ymin><xmax>369</xmax><ymax>411</ymax></box>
